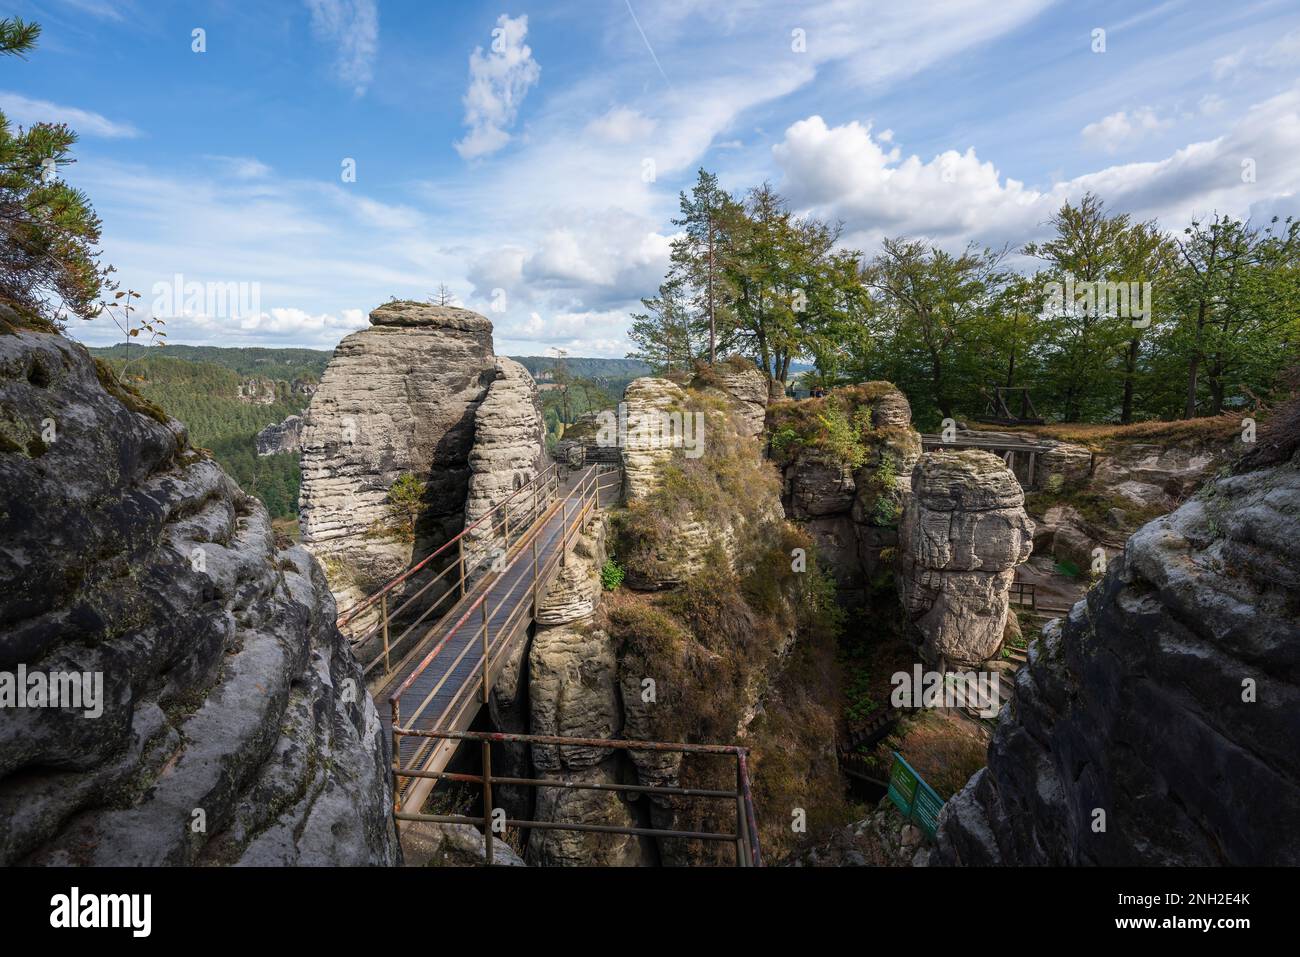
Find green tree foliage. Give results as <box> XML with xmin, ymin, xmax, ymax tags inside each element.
<box><xmin>1023</xmin><ymin>193</ymin><xmax>1175</xmax><ymax>422</ymax></box>
<box><xmin>1165</xmin><ymin>213</ymin><xmax>1300</xmax><ymax>417</ymax></box>
<box><xmin>627</xmin><ymin>277</ymin><xmax>703</xmax><ymax>374</ymax></box>
<box><xmin>98</xmin><ymin>352</ymin><xmax>309</xmax><ymax>518</ymax></box>
<box><xmin>0</xmin><ymin>17</ymin><xmax>110</xmax><ymax>329</ymax></box>
<box><xmin>638</xmin><ymin>168</ymin><xmax>1299</xmax><ymax>428</ymax></box>
<box><xmin>857</xmin><ymin>238</ymin><xmax>1011</xmax><ymax>423</ymax></box>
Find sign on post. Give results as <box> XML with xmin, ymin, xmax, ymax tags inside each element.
<box><xmin>887</xmin><ymin>751</ymin><xmax>945</xmax><ymax>839</ymax></box>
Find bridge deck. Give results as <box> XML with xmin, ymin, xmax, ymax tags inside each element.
<box><xmin>375</xmin><ymin>467</ymin><xmax>610</xmax><ymax>809</ymax></box>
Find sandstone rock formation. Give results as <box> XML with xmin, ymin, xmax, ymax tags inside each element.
<box><xmin>621</xmin><ymin>376</ymin><xmax>688</xmax><ymax>502</ymax></box>
<box><xmin>238</xmin><ymin>376</ymin><xmax>278</xmax><ymax>404</ymax></box>
<box><xmin>402</xmin><ymin>822</ymin><xmax>525</xmax><ymax>866</ymax></box>
<box><xmin>772</xmin><ymin>383</ymin><xmax>923</xmax><ymax>597</ymax></box>
<box><xmin>524</xmin><ymin>517</ymin><xmax>651</xmax><ymax>866</ymax></box>
<box><xmin>698</xmin><ymin>360</ymin><xmax>769</xmax><ymax>440</ymax></box>
<box><xmin>934</xmin><ymin>446</ymin><xmax>1300</xmax><ymax>865</ymax></box>
<box><xmin>0</xmin><ymin>329</ymin><xmax>398</xmax><ymax>866</ymax></box>
<box><xmin>897</xmin><ymin>450</ymin><xmax>1033</xmax><ymax>667</ymax></box>
<box><xmin>299</xmin><ymin>301</ymin><xmax>496</xmax><ymax>639</ymax></box>
<box><xmin>256</xmin><ymin>413</ymin><xmax>303</xmax><ymax>456</ymax></box>
<box><xmin>1027</xmin><ymin>430</ymin><xmax>1236</xmax><ymax>576</ymax></box>
<box><xmin>462</xmin><ymin>357</ymin><xmax>547</xmax><ymax>579</ymax></box>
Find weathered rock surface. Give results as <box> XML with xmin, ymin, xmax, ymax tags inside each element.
<box><xmin>897</xmin><ymin>450</ymin><xmax>1033</xmax><ymax>667</ymax></box>
<box><xmin>774</xmin><ymin>383</ymin><xmax>923</xmax><ymax>596</ymax></box>
<box><xmin>401</xmin><ymin>822</ymin><xmax>525</xmax><ymax>866</ymax></box>
<box><xmin>524</xmin><ymin>516</ymin><xmax>651</xmax><ymax>866</ymax></box>
<box><xmin>463</xmin><ymin>356</ymin><xmax>547</xmax><ymax>579</ymax></box>
<box><xmin>299</xmin><ymin>301</ymin><xmax>496</xmax><ymax>654</ymax></box>
<box><xmin>238</xmin><ymin>376</ymin><xmax>278</xmax><ymax>404</ymax></box>
<box><xmin>0</xmin><ymin>330</ymin><xmax>398</xmax><ymax>866</ymax></box>
<box><xmin>701</xmin><ymin>362</ymin><xmax>769</xmax><ymax>440</ymax></box>
<box><xmin>934</xmin><ymin>448</ymin><xmax>1300</xmax><ymax>865</ymax></box>
<box><xmin>621</xmin><ymin>376</ymin><xmax>688</xmax><ymax>502</ymax></box>
<box><xmin>790</xmin><ymin>798</ymin><xmax>928</xmax><ymax>867</ymax></box>
<box><xmin>255</xmin><ymin>414</ymin><xmax>303</xmax><ymax>456</ymax></box>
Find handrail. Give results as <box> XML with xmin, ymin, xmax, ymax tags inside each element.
<box><xmin>391</xmin><ymin>729</ymin><xmax>763</xmax><ymax>866</ymax></box>
<box><xmin>337</xmin><ymin>461</ymin><xmax>559</xmax><ymax>628</ymax></box>
<box><xmin>387</xmin><ymin>481</ymin><xmax>581</xmax><ymax>707</ymax></box>
<box><xmin>388</xmin><ymin>469</ymin><xmax>598</xmax><ymax>776</ymax></box>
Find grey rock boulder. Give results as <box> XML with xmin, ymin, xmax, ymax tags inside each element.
<box><xmin>0</xmin><ymin>331</ymin><xmax>398</xmax><ymax>866</ymax></box>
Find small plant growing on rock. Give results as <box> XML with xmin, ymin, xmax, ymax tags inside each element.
<box><xmin>385</xmin><ymin>472</ymin><xmax>426</xmax><ymax>541</ymax></box>
<box><xmin>600</xmin><ymin>557</ymin><xmax>625</xmax><ymax>591</ymax></box>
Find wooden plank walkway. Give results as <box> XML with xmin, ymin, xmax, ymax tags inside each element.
<box><xmin>376</xmin><ymin>467</ymin><xmax>618</xmax><ymax>811</ymax></box>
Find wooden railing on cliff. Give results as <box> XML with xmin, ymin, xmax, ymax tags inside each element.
<box><xmin>335</xmin><ymin>463</ymin><xmax>563</xmax><ymax>677</ymax></box>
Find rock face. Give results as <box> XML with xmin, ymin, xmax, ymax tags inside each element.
<box><xmin>700</xmin><ymin>361</ymin><xmax>769</xmax><ymax>440</ymax></box>
<box><xmin>621</xmin><ymin>376</ymin><xmax>688</xmax><ymax>502</ymax></box>
<box><xmin>238</xmin><ymin>377</ymin><xmax>278</xmax><ymax>404</ymax></box>
<box><xmin>897</xmin><ymin>450</ymin><xmax>1033</xmax><ymax>667</ymax></box>
<box><xmin>524</xmin><ymin>517</ymin><xmax>652</xmax><ymax>866</ymax></box>
<box><xmin>462</xmin><ymin>357</ymin><xmax>548</xmax><ymax>578</ymax></box>
<box><xmin>256</xmin><ymin>414</ymin><xmax>303</xmax><ymax>456</ymax></box>
<box><xmin>1028</xmin><ymin>432</ymin><xmax>1236</xmax><ymax>575</ymax></box>
<box><xmin>0</xmin><ymin>330</ymin><xmax>398</xmax><ymax>866</ymax></box>
<box><xmin>773</xmin><ymin>383</ymin><xmax>923</xmax><ymax>598</ymax></box>
<box><xmin>299</xmin><ymin>301</ymin><xmax>496</xmax><ymax>619</ymax></box>
<box><xmin>934</xmin><ymin>448</ymin><xmax>1300</xmax><ymax>865</ymax></box>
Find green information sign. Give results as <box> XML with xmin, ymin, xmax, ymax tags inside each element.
<box><xmin>886</xmin><ymin>751</ymin><xmax>945</xmax><ymax>839</ymax></box>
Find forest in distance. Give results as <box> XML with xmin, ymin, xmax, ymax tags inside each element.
<box><xmin>88</xmin><ymin>345</ymin><xmax>653</xmax><ymax>520</ymax></box>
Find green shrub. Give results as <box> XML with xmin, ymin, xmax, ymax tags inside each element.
<box><xmin>600</xmin><ymin>558</ymin><xmax>625</xmax><ymax>590</ymax></box>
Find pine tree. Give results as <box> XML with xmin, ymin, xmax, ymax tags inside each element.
<box><xmin>0</xmin><ymin>17</ymin><xmax>111</xmax><ymax>330</ymax></box>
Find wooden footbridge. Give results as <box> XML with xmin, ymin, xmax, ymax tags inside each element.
<box><xmin>920</xmin><ymin>431</ymin><xmax>1057</xmax><ymax>490</ymax></box>
<box><xmin>335</xmin><ymin>462</ymin><xmax>763</xmax><ymax>866</ymax></box>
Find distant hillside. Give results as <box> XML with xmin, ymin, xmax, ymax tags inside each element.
<box><xmin>84</xmin><ymin>346</ymin><xmax>647</xmax><ymax>520</ymax></box>
<box><xmin>510</xmin><ymin>356</ymin><xmax>651</xmax><ymax>382</ymax></box>
<box><xmin>90</xmin><ymin>343</ymin><xmax>330</xmax><ymax>382</ymax></box>
<box><xmin>90</xmin><ymin>345</ymin><xmax>648</xmax><ymax>385</ymax></box>
<box><xmin>94</xmin><ymin>351</ymin><xmax>306</xmax><ymax>520</ymax></box>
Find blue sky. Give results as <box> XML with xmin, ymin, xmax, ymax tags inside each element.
<box><xmin>7</xmin><ymin>0</ymin><xmax>1300</xmax><ymax>355</ymax></box>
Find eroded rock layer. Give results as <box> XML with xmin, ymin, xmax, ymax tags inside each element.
<box><xmin>0</xmin><ymin>330</ymin><xmax>397</xmax><ymax>866</ymax></box>
<box><xmin>299</xmin><ymin>301</ymin><xmax>496</xmax><ymax>645</ymax></box>
<box><xmin>897</xmin><ymin>450</ymin><xmax>1033</xmax><ymax>667</ymax></box>
<box><xmin>463</xmin><ymin>356</ymin><xmax>548</xmax><ymax>579</ymax></box>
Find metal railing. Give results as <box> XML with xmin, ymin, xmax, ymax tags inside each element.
<box><xmin>1008</xmin><ymin>580</ymin><xmax>1037</xmax><ymax>610</ymax></box>
<box><xmin>336</xmin><ymin>463</ymin><xmax>563</xmax><ymax>678</ymax></box>
<box><xmin>387</xmin><ymin>465</ymin><xmax>608</xmax><ymax>774</ymax></box>
<box><xmin>392</xmin><ymin>729</ymin><xmax>763</xmax><ymax>867</ymax></box>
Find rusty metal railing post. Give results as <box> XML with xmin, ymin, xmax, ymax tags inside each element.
<box><xmin>482</xmin><ymin>740</ymin><xmax>494</xmax><ymax>866</ymax></box>
<box><xmin>531</xmin><ymin>533</ymin><xmax>539</xmax><ymax>617</ymax></box>
<box><xmin>735</xmin><ymin>756</ymin><xmax>748</xmax><ymax>866</ymax></box>
<box><xmin>390</xmin><ymin>698</ymin><xmax>402</xmax><ymax>817</ymax></box>
<box><xmin>458</xmin><ymin>536</ymin><xmax>466</xmax><ymax>597</ymax></box>
<box><xmin>381</xmin><ymin>592</ymin><xmax>391</xmax><ymax>674</ymax></box>
<box><xmin>738</xmin><ymin>748</ymin><xmax>762</xmax><ymax>867</ymax></box>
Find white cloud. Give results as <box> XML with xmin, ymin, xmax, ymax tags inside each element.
<box><xmin>1212</xmin><ymin>30</ymin><xmax>1300</xmax><ymax>81</ymax></box>
<box><xmin>205</xmin><ymin>155</ymin><xmax>272</xmax><ymax>179</ymax></box>
<box><xmin>305</xmin><ymin>0</ymin><xmax>379</xmax><ymax>97</ymax></box>
<box><xmin>1080</xmin><ymin>107</ymin><xmax>1172</xmax><ymax>153</ymax></box>
<box><xmin>1198</xmin><ymin>94</ymin><xmax>1227</xmax><ymax>116</ymax></box>
<box><xmin>455</xmin><ymin>14</ymin><xmax>541</xmax><ymax>160</ymax></box>
<box><xmin>0</xmin><ymin>92</ymin><xmax>139</xmax><ymax>138</ymax></box>
<box><xmin>586</xmin><ymin>106</ymin><xmax>656</xmax><ymax>143</ymax></box>
<box><xmin>772</xmin><ymin>89</ymin><xmax>1300</xmax><ymax>253</ymax></box>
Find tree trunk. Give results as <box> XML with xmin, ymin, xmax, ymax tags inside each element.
<box><xmin>707</xmin><ymin>217</ymin><xmax>716</xmax><ymax>365</ymax></box>
<box><xmin>1184</xmin><ymin>300</ymin><xmax>1206</xmax><ymax>419</ymax></box>
<box><xmin>1121</xmin><ymin>336</ymin><xmax>1139</xmax><ymax>424</ymax></box>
